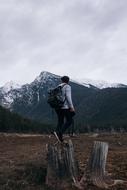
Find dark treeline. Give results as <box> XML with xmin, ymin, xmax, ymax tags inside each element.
<box><xmin>73</xmin><ymin>88</ymin><xmax>127</xmax><ymax>133</ymax></box>
<box><xmin>76</xmin><ymin>123</ymin><xmax>127</xmax><ymax>133</ymax></box>
<box><xmin>0</xmin><ymin>103</ymin><xmax>127</xmax><ymax>134</ymax></box>
<box><xmin>0</xmin><ymin>106</ymin><xmax>53</xmax><ymax>133</ymax></box>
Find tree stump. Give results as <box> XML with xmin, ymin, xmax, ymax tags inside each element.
<box><xmin>79</xmin><ymin>141</ymin><xmax>114</xmax><ymax>189</ymax></box>
<box><xmin>46</xmin><ymin>140</ymin><xmax>79</xmax><ymax>190</ymax></box>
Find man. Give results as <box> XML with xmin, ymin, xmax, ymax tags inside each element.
<box><xmin>54</xmin><ymin>76</ymin><xmax>75</xmax><ymax>142</ymax></box>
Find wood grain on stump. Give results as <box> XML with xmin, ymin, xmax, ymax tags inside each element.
<box><xmin>46</xmin><ymin>140</ymin><xmax>79</xmax><ymax>190</ymax></box>
<box><xmin>79</xmin><ymin>141</ymin><xmax>114</xmax><ymax>189</ymax></box>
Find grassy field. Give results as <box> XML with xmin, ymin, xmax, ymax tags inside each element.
<box><xmin>0</xmin><ymin>133</ymin><xmax>127</xmax><ymax>190</ymax></box>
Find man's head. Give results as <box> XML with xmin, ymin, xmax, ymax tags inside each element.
<box><xmin>61</xmin><ymin>76</ymin><xmax>70</xmax><ymax>84</ymax></box>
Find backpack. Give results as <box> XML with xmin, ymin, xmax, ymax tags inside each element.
<box><xmin>47</xmin><ymin>84</ymin><xmax>66</xmax><ymax>109</ymax></box>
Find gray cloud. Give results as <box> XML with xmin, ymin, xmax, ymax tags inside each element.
<box><xmin>0</xmin><ymin>0</ymin><xmax>127</xmax><ymax>85</ymax></box>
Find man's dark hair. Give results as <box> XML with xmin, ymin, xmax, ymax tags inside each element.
<box><xmin>61</xmin><ymin>76</ymin><xmax>70</xmax><ymax>83</ymax></box>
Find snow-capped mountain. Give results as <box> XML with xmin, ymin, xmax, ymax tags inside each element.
<box><xmin>0</xmin><ymin>71</ymin><xmax>60</xmax><ymax>109</ymax></box>
<box><xmin>0</xmin><ymin>71</ymin><xmax>127</xmax><ymax>110</ymax></box>
<box><xmin>0</xmin><ymin>71</ymin><xmax>127</xmax><ymax>126</ymax></box>
<box><xmin>75</xmin><ymin>78</ymin><xmax>127</xmax><ymax>89</ymax></box>
<box><xmin>0</xmin><ymin>81</ymin><xmax>21</xmax><ymax>93</ymax></box>
<box><xmin>0</xmin><ymin>81</ymin><xmax>22</xmax><ymax>108</ymax></box>
<box><xmin>34</xmin><ymin>71</ymin><xmax>59</xmax><ymax>83</ymax></box>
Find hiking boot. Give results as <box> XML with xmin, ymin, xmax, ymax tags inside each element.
<box><xmin>53</xmin><ymin>131</ymin><xmax>63</xmax><ymax>143</ymax></box>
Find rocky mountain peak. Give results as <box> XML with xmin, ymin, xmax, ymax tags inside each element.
<box><xmin>34</xmin><ymin>71</ymin><xmax>59</xmax><ymax>83</ymax></box>
<box><xmin>1</xmin><ymin>81</ymin><xmax>21</xmax><ymax>93</ymax></box>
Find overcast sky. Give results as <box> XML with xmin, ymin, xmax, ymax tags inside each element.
<box><xmin>0</xmin><ymin>0</ymin><xmax>127</xmax><ymax>86</ymax></box>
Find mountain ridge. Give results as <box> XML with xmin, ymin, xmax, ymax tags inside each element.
<box><xmin>0</xmin><ymin>71</ymin><xmax>127</xmax><ymax>131</ymax></box>
<box><xmin>0</xmin><ymin>71</ymin><xmax>126</xmax><ymax>93</ymax></box>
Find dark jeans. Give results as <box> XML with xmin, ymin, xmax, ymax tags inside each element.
<box><xmin>55</xmin><ymin>109</ymin><xmax>73</xmax><ymax>138</ymax></box>
<box><xmin>68</xmin><ymin>118</ymin><xmax>75</xmax><ymax>135</ymax></box>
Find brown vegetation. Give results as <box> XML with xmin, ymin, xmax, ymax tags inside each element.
<box><xmin>0</xmin><ymin>133</ymin><xmax>127</xmax><ymax>190</ymax></box>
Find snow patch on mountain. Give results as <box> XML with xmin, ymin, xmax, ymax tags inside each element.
<box><xmin>0</xmin><ymin>81</ymin><xmax>22</xmax><ymax>108</ymax></box>
<box><xmin>35</xmin><ymin>71</ymin><xmax>59</xmax><ymax>84</ymax></box>
<box><xmin>71</xmin><ymin>79</ymin><xmax>91</xmax><ymax>88</ymax></box>
<box><xmin>1</xmin><ymin>81</ymin><xmax>21</xmax><ymax>93</ymax></box>
<box><xmin>75</xmin><ymin>78</ymin><xmax>126</xmax><ymax>89</ymax></box>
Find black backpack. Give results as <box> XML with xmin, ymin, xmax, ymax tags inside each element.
<box><xmin>47</xmin><ymin>84</ymin><xmax>66</xmax><ymax>109</ymax></box>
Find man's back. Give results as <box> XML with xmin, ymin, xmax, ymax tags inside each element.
<box><xmin>59</xmin><ymin>83</ymin><xmax>74</xmax><ymax>109</ymax></box>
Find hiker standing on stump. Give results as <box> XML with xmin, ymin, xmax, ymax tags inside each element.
<box><xmin>54</xmin><ymin>76</ymin><xmax>75</xmax><ymax>142</ymax></box>
<box><xmin>47</xmin><ymin>75</ymin><xmax>75</xmax><ymax>142</ymax></box>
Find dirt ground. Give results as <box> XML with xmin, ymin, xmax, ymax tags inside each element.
<box><xmin>0</xmin><ymin>133</ymin><xmax>127</xmax><ymax>190</ymax></box>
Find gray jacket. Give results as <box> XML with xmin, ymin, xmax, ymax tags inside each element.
<box><xmin>59</xmin><ymin>83</ymin><xmax>74</xmax><ymax>109</ymax></box>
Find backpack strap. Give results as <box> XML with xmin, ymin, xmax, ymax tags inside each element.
<box><xmin>59</xmin><ymin>83</ymin><xmax>67</xmax><ymax>89</ymax></box>
<box><xmin>61</xmin><ymin>83</ymin><xmax>68</xmax><ymax>103</ymax></box>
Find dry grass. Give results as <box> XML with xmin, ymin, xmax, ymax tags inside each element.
<box><xmin>0</xmin><ymin>133</ymin><xmax>127</xmax><ymax>190</ymax></box>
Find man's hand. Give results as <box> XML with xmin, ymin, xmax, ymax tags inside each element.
<box><xmin>70</xmin><ymin>107</ymin><xmax>75</xmax><ymax>112</ymax></box>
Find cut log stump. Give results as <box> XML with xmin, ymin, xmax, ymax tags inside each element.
<box><xmin>46</xmin><ymin>140</ymin><xmax>79</xmax><ymax>190</ymax></box>
<box><xmin>79</xmin><ymin>141</ymin><xmax>114</xmax><ymax>189</ymax></box>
